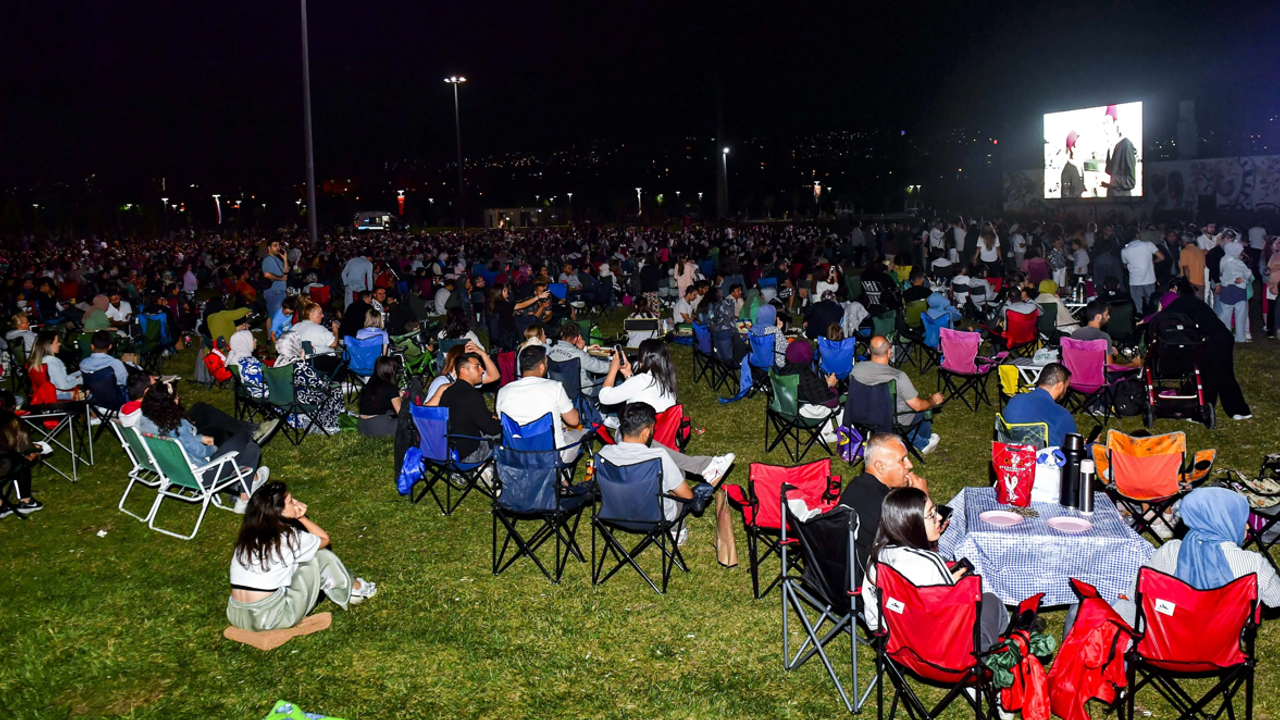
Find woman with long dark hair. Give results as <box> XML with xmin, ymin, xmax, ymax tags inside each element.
<box><xmin>136</xmin><ymin>380</ymin><xmax>267</xmax><ymax>513</ymax></box>
<box><xmin>356</xmin><ymin>356</ymin><xmax>402</xmax><ymax>437</ymax></box>
<box><xmin>0</xmin><ymin>408</ymin><xmax>45</xmax><ymax>517</ymax></box>
<box><xmin>227</xmin><ymin>481</ymin><xmax>376</xmax><ymax>632</ymax></box>
<box><xmin>861</xmin><ymin>488</ymin><xmax>1008</xmax><ymax>649</ymax></box>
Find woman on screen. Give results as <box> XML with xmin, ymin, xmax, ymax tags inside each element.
<box><xmin>1061</xmin><ymin>130</ymin><xmax>1085</xmax><ymax>199</ymax></box>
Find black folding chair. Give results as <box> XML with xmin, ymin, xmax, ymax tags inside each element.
<box><xmin>82</xmin><ymin>367</ymin><xmax>127</xmax><ymax>443</ymax></box>
<box><xmin>0</xmin><ymin>451</ymin><xmax>37</xmax><ymax>521</ymax></box>
<box><xmin>844</xmin><ymin>377</ymin><xmax>932</xmax><ymax>463</ymax></box>
<box><xmin>591</xmin><ymin>455</ymin><xmax>692</xmax><ymax>594</ymax></box>
<box><xmin>491</xmin><ymin>442</ymin><xmax>593</xmax><ymax>584</ymax></box>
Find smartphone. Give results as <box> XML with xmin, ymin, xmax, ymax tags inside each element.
<box><xmin>937</xmin><ymin>504</ymin><xmax>954</xmax><ymax>523</ymax></box>
<box><xmin>954</xmin><ymin>557</ymin><xmax>975</xmax><ymax>575</ymax></box>
<box><xmin>613</xmin><ymin>344</ymin><xmax>625</xmax><ymax>357</ymax></box>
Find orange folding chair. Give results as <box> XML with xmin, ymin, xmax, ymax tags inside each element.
<box><xmin>1091</xmin><ymin>430</ymin><xmax>1216</xmax><ymax>544</ymax></box>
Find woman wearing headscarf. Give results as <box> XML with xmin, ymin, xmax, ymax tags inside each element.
<box><xmin>227</xmin><ymin>329</ymin><xmax>271</xmax><ymax>405</ymax></box>
<box><xmin>749</xmin><ymin>303</ymin><xmax>789</xmax><ymax>368</ymax></box>
<box><xmin>1266</xmin><ymin>237</ymin><xmax>1280</xmax><ymax>338</ymax></box>
<box><xmin>1032</xmin><ymin>280</ymin><xmax>1079</xmax><ymax>334</ymax></box>
<box><xmin>82</xmin><ymin>295</ymin><xmax>112</xmax><ymax>332</ymax></box>
<box><xmin>275</xmin><ymin>331</ymin><xmax>343</xmax><ymax>434</ymax></box>
<box><xmin>1217</xmin><ymin>241</ymin><xmax>1252</xmax><ymax>343</ymax></box>
<box><xmin>924</xmin><ymin>291</ymin><xmax>961</xmax><ymax>324</ymax></box>
<box><xmin>776</xmin><ymin>340</ymin><xmax>841</xmax><ymax>441</ymax></box>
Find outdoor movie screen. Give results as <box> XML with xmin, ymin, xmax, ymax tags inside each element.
<box><xmin>1043</xmin><ymin>102</ymin><xmax>1142</xmax><ymax>200</ymax></box>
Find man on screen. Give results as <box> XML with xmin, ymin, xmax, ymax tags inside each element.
<box><xmin>1061</xmin><ymin>130</ymin><xmax>1085</xmax><ymax>199</ymax></box>
<box><xmin>1102</xmin><ymin>105</ymin><xmax>1137</xmax><ymax>197</ymax></box>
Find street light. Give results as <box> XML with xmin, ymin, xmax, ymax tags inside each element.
<box><xmin>636</xmin><ymin>187</ymin><xmax>642</xmax><ymax>215</ymax></box>
<box><xmin>300</xmin><ymin>0</ymin><xmax>319</xmax><ymax>246</ymax></box>
<box><xmin>161</xmin><ymin>197</ymin><xmax>169</xmax><ymax>234</ymax></box>
<box><xmin>445</xmin><ymin>76</ymin><xmax>467</xmax><ymax>227</ymax></box>
<box><xmin>721</xmin><ymin>148</ymin><xmax>730</xmax><ymax>217</ymax></box>
<box><xmin>212</xmin><ymin>194</ymin><xmax>222</xmax><ymax>225</ymax></box>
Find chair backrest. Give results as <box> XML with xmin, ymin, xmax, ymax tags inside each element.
<box><xmin>748</xmin><ymin>332</ymin><xmax>775</xmax><ymax>369</ymax></box>
<box><xmin>83</xmin><ymin>367</ymin><xmax>126</xmax><ymax>410</ymax></box>
<box><xmin>1036</xmin><ymin>303</ymin><xmax>1060</xmax><ymax>335</ymax></box>
<box><xmin>547</xmin><ymin>282</ymin><xmax>567</xmax><ymax>300</ymax></box>
<box><xmin>844</xmin><ymin>376</ymin><xmax>894</xmax><ymax>433</ymax></box>
<box><xmin>1005</xmin><ymin>309</ymin><xmax>1039</xmax><ymax>346</ymax></box>
<box><xmin>845</xmin><ymin>273</ymin><xmax>863</xmax><ymax>302</ymax></box>
<box><xmin>436</xmin><ymin>339</ymin><xmax>469</xmax><ymax>365</ymax></box>
<box><xmin>1134</xmin><ymin>567</ymin><xmax>1258</xmax><ymax>672</ymax></box>
<box><xmin>692</xmin><ymin>322</ymin><xmax>713</xmax><ymax>354</ymax></box>
<box><xmin>652</xmin><ymin>404</ymin><xmax>687</xmax><ymax>449</ymax></box>
<box><xmin>747</xmin><ymin>458</ymin><xmax>833</xmax><ymax>531</ymax></box>
<box><xmin>344</xmin><ymin>335</ymin><xmax>383</xmax><ymax>375</ymax></box>
<box><xmin>1108</xmin><ymin>302</ymin><xmax>1136</xmax><ymax>341</ymax></box>
<box><xmin>904</xmin><ymin>299</ymin><xmax>928</xmax><ymax>329</ymax></box>
<box><xmin>1106</xmin><ymin>430</ymin><xmax>1186</xmax><ymax>499</ymax></box>
<box><xmin>262</xmin><ymin>363</ymin><xmax>298</xmax><ymax>406</ymax></box>
<box><xmin>494</xmin><ymin>443</ymin><xmax>560</xmax><ymax>514</ymax></box>
<box><xmin>595</xmin><ymin>455</ymin><xmax>665</xmax><ymax>527</ymax></box>
<box><xmin>497</xmin><ymin>351</ymin><xmax>516</xmax><ymax>387</ymax></box>
<box><xmin>786</xmin><ymin>500</ymin><xmax>859</xmax><ymax>615</ymax></box>
<box><xmin>139</xmin><ymin>313</ymin><xmax>169</xmax><ymax>344</ymax></box>
<box><xmin>546</xmin><ymin>356</ymin><xmax>582</xmax><ymax>402</ymax></box>
<box><xmin>410</xmin><ymin>403</ymin><xmax>450</xmax><ymax>463</ymax></box>
<box><xmin>710</xmin><ymin>329</ymin><xmax>736</xmax><ymax>362</ymax></box>
<box><xmin>1060</xmin><ymin>337</ymin><xmax>1107</xmax><ymax>392</ymax></box>
<box><xmin>862</xmin><ymin>280</ymin><xmax>882</xmax><ymax>304</ymax></box>
<box><xmin>920</xmin><ymin>312</ymin><xmax>951</xmax><ymax>349</ymax></box>
<box><xmin>995</xmin><ymin>413</ymin><xmax>1050</xmax><ymax>450</ymax></box>
<box><xmin>768</xmin><ymin>371</ymin><xmax>801</xmax><ymax>417</ymax></box>
<box><xmin>938</xmin><ymin>328</ymin><xmax>981</xmax><ymax>374</ymax></box>
<box><xmin>624</xmin><ymin>318</ymin><xmax>659</xmax><ymax>334</ymax></box>
<box><xmin>308</xmin><ymin>285</ymin><xmax>330</xmax><ymax>305</ymax></box>
<box><xmin>817</xmin><ymin>337</ymin><xmax>855</xmax><ymax>378</ymax></box>
<box><xmin>876</xmin><ymin>562</ymin><xmax>984</xmax><ymax>682</ymax></box>
<box><xmin>122</xmin><ymin>424</ymin><xmax>158</xmax><ymax>474</ymax></box>
<box><xmin>871</xmin><ymin>310</ymin><xmax>897</xmax><ymax>339</ymax></box>
<box><xmin>500</xmin><ymin>412</ymin><xmax>556</xmax><ymax>452</ymax></box>
<box><xmin>141</xmin><ymin>433</ymin><xmax>201</xmax><ymax>491</ymax></box>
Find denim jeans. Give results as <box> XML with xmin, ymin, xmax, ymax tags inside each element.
<box><xmin>904</xmin><ymin>415</ymin><xmax>933</xmax><ymax>449</ymax></box>
<box><xmin>1217</xmin><ymin>301</ymin><xmax>1248</xmax><ymax>342</ymax></box>
<box><xmin>1129</xmin><ymin>283</ymin><xmax>1155</xmax><ymax>313</ymax></box>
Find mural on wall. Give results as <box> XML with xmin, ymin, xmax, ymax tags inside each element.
<box><xmin>1006</xmin><ymin>154</ymin><xmax>1280</xmax><ymax>216</ymax></box>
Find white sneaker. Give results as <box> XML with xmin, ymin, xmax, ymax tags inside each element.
<box><xmin>87</xmin><ymin>415</ymin><xmax>103</xmax><ymax>426</ymax></box>
<box><xmin>233</xmin><ymin>496</ymin><xmax>248</xmax><ymax>514</ymax></box>
<box><xmin>603</xmin><ymin>416</ymin><xmax>620</xmax><ymax>430</ymax></box>
<box><xmin>921</xmin><ymin>433</ymin><xmax>941</xmax><ymax>456</ymax></box>
<box><xmin>349</xmin><ymin>578</ymin><xmax>378</xmax><ymax>604</ymax></box>
<box><xmin>251</xmin><ymin>466</ymin><xmax>270</xmax><ymax>495</ymax></box>
<box><xmin>701</xmin><ymin>453</ymin><xmax>736</xmax><ymax>485</ymax></box>
<box><xmin>1232</xmin><ymin>414</ymin><xmax>1253</xmax><ymax>421</ymax></box>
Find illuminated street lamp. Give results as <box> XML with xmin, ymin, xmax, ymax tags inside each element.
<box><xmin>212</xmin><ymin>194</ymin><xmax>222</xmax><ymax>224</ymax></box>
<box><xmin>636</xmin><ymin>187</ymin><xmax>642</xmax><ymax>214</ymax></box>
<box><xmin>445</xmin><ymin>76</ymin><xmax>467</xmax><ymax>227</ymax></box>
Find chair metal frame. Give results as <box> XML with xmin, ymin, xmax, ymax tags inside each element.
<box><xmin>590</xmin><ymin>455</ymin><xmax>692</xmax><ymax>594</ymax></box>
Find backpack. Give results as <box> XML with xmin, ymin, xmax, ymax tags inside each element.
<box><xmin>1110</xmin><ymin>377</ymin><xmax>1145</xmax><ymax>418</ymax></box>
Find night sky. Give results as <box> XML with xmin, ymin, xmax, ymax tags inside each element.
<box><xmin>4</xmin><ymin>0</ymin><xmax>1278</xmax><ymax>187</ymax></box>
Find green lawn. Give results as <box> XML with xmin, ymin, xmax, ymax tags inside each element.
<box><xmin>2</xmin><ymin>322</ymin><xmax>1277</xmax><ymax>720</ymax></box>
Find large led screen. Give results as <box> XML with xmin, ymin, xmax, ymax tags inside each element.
<box><xmin>1044</xmin><ymin>102</ymin><xmax>1142</xmax><ymax>199</ymax></box>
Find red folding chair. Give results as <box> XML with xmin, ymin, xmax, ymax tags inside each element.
<box><xmin>724</xmin><ymin>458</ymin><xmax>839</xmax><ymax>599</ymax></box>
<box><xmin>991</xmin><ymin>309</ymin><xmax>1039</xmax><ymax>358</ymax></box>
<box><xmin>1127</xmin><ymin>568</ymin><xmax>1260</xmax><ymax>720</ymax></box>
<box><xmin>873</xmin><ymin>563</ymin><xmax>995</xmax><ymax>720</ymax></box>
<box><xmin>594</xmin><ymin>405</ymin><xmax>690</xmax><ymax>451</ymax></box>
<box><xmin>308</xmin><ymin>285</ymin><xmax>330</xmax><ymax>306</ymax></box>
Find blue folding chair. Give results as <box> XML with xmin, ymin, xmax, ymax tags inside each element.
<box><xmin>591</xmin><ymin>455</ymin><xmax>691</xmax><ymax>594</ymax></box>
<box><xmin>500</xmin><ymin>412</ymin><xmax>593</xmax><ymax>488</ymax></box>
<box><xmin>547</xmin><ymin>356</ymin><xmax>601</xmax><ymax>428</ymax></box>
<box><xmin>408</xmin><ymin>404</ymin><xmax>494</xmax><ymax>515</ymax></box>
<box><xmin>817</xmin><ymin>337</ymin><xmax>855</xmax><ymax>381</ymax></box>
<box><xmin>491</xmin><ymin>419</ymin><xmax>594</xmax><ymax>584</ymax></box>
<box><xmin>83</xmin><ymin>367</ymin><xmax>127</xmax><ymax>441</ymax></box>
<box><xmin>692</xmin><ymin>322</ymin><xmax>715</xmax><ymax>386</ymax></box>
<box><xmin>548</xmin><ymin>282</ymin><xmax>568</xmax><ymax>300</ymax></box>
<box><xmin>747</xmin><ymin>332</ymin><xmax>778</xmax><ymax>397</ymax></box>
<box><xmin>343</xmin><ymin>334</ymin><xmax>383</xmax><ymax>399</ymax></box>
<box><xmin>918</xmin><ymin>312</ymin><xmax>952</xmax><ymax>373</ymax></box>
<box><xmin>137</xmin><ymin>313</ymin><xmax>173</xmax><ymax>373</ymax></box>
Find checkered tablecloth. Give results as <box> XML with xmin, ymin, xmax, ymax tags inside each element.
<box><xmin>938</xmin><ymin>486</ymin><xmax>1154</xmax><ymax>607</ymax></box>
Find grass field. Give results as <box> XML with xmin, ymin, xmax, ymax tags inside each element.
<box><xmin>1</xmin><ymin>320</ymin><xmax>1277</xmax><ymax>720</ymax></box>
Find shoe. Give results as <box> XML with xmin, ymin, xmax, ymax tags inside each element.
<box><xmin>16</xmin><ymin>499</ymin><xmax>43</xmax><ymax>514</ymax></box>
<box><xmin>921</xmin><ymin>433</ymin><xmax>941</xmax><ymax>456</ymax></box>
<box><xmin>603</xmin><ymin>416</ymin><xmax>621</xmax><ymax>430</ymax></box>
<box><xmin>252</xmin><ymin>418</ymin><xmax>281</xmax><ymax>445</ymax></box>
<box><xmin>1153</xmin><ymin>521</ymin><xmax>1174</xmax><ymax>541</ymax></box>
<box><xmin>701</xmin><ymin>453</ymin><xmax>736</xmax><ymax>485</ymax></box>
<box><xmin>670</xmin><ymin>526</ymin><xmax>688</xmax><ymax>547</ymax></box>
<box><xmin>34</xmin><ymin>441</ymin><xmax>53</xmax><ymax>456</ymax></box>
<box><xmin>349</xmin><ymin>578</ymin><xmax>378</xmax><ymax>604</ymax></box>
<box><xmin>251</xmin><ymin>466</ymin><xmax>270</xmax><ymax>495</ymax></box>
<box><xmin>0</xmin><ymin>505</ymin><xmax>13</xmax><ymax>519</ymax></box>
<box><xmin>87</xmin><ymin>415</ymin><xmax>102</xmax><ymax>426</ymax></box>
<box><xmin>1232</xmin><ymin>414</ymin><xmax>1253</xmax><ymax>421</ymax></box>
<box><xmin>233</xmin><ymin>496</ymin><xmax>248</xmax><ymax>514</ymax></box>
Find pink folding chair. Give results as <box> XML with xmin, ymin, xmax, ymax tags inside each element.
<box><xmin>937</xmin><ymin>328</ymin><xmax>1006</xmax><ymax>411</ymax></box>
<box><xmin>1060</xmin><ymin>337</ymin><xmax>1136</xmax><ymax>424</ymax></box>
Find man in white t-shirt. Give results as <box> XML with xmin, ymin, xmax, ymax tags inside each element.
<box><xmin>1196</xmin><ymin>223</ymin><xmax>1218</xmax><ymax>252</ymax></box>
<box><xmin>495</xmin><ymin>345</ymin><xmax>584</xmax><ymax>463</ymax></box>
<box><xmin>1248</xmin><ymin>223</ymin><xmax>1267</xmax><ymax>251</ymax></box>
<box><xmin>672</xmin><ymin>286</ymin><xmax>697</xmax><ymax>327</ymax></box>
<box><xmin>1120</xmin><ymin>232</ymin><xmax>1164</xmax><ymax>312</ymax></box>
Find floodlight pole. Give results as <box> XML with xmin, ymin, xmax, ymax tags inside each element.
<box><xmin>300</xmin><ymin>0</ymin><xmax>319</xmax><ymax>246</ymax></box>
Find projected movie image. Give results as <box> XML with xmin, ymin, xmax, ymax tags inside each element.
<box><xmin>1044</xmin><ymin>102</ymin><xmax>1142</xmax><ymax>199</ymax></box>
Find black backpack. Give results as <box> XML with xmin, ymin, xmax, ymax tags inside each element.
<box><xmin>1110</xmin><ymin>377</ymin><xmax>1146</xmax><ymax>417</ymax></box>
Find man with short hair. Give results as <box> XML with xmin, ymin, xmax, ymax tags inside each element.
<box><xmin>105</xmin><ymin>289</ymin><xmax>133</xmax><ymax>329</ymax></box>
<box><xmin>1001</xmin><ymin>362</ymin><xmax>1077</xmax><ymax>447</ymax></box>
<box><xmin>438</xmin><ymin>352</ymin><xmax>502</xmax><ymax>464</ymax></box>
<box><xmin>837</xmin><ymin>433</ymin><xmax>928</xmax><ymax>570</ymax></box>
<box><xmin>1120</xmin><ymin>227</ymin><xmax>1164</xmax><ymax>313</ymax></box>
<box><xmin>79</xmin><ymin>330</ymin><xmax>130</xmax><ymax>391</ymax></box>
<box><xmin>495</xmin><ymin>345</ymin><xmax>584</xmax><ymax>463</ymax></box>
<box><xmin>901</xmin><ymin>267</ymin><xmax>931</xmax><ymax>305</ymax></box>
<box><xmin>1195</xmin><ymin>223</ymin><xmax>1218</xmax><ymax>252</ymax></box>
<box><xmin>672</xmin><ymin>286</ymin><xmax>698</xmax><ymax>327</ymax></box>
<box><xmin>850</xmin><ymin>336</ymin><xmax>943</xmax><ymax>454</ymax></box>
<box><xmin>262</xmin><ymin>239</ymin><xmax>290</xmax><ymax>317</ymax></box>
<box><xmin>1071</xmin><ymin>300</ymin><xmax>1140</xmax><ymax>369</ymax></box>
<box><xmin>1179</xmin><ymin>235</ymin><xmax>1207</xmax><ymax>292</ymax></box>
<box><xmin>546</xmin><ymin>322</ymin><xmax>612</xmax><ymax>397</ymax></box>
<box><xmin>341</xmin><ymin>253</ymin><xmax>374</xmax><ymax>309</ymax></box>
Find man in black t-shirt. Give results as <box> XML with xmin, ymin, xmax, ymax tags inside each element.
<box><xmin>837</xmin><ymin>433</ymin><xmax>927</xmax><ymax>575</ymax></box>
<box><xmin>439</xmin><ymin>351</ymin><xmax>502</xmax><ymax>462</ymax></box>
<box><xmin>901</xmin><ymin>267</ymin><xmax>932</xmax><ymax>305</ymax></box>
<box><xmin>340</xmin><ymin>291</ymin><xmax>374</xmax><ymax>340</ymax></box>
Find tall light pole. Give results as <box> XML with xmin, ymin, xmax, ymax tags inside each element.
<box><xmin>445</xmin><ymin>76</ymin><xmax>467</xmax><ymax>228</ymax></box>
<box><xmin>721</xmin><ymin>147</ymin><xmax>730</xmax><ymax>217</ymax></box>
<box><xmin>212</xmin><ymin>194</ymin><xmax>222</xmax><ymax>225</ymax></box>
<box><xmin>300</xmin><ymin>0</ymin><xmax>319</xmax><ymax>246</ymax></box>
<box><xmin>636</xmin><ymin>188</ymin><xmax>642</xmax><ymax>215</ymax></box>
<box><xmin>160</xmin><ymin>197</ymin><xmax>169</xmax><ymax>235</ymax></box>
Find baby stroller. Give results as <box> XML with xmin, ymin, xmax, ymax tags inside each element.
<box><xmin>1142</xmin><ymin>310</ymin><xmax>1213</xmax><ymax>429</ymax></box>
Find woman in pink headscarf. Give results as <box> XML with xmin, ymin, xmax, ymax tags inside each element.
<box><xmin>776</xmin><ymin>339</ymin><xmax>842</xmax><ymax>442</ymax></box>
<box><xmin>1266</xmin><ymin>237</ymin><xmax>1280</xmax><ymax>337</ymax></box>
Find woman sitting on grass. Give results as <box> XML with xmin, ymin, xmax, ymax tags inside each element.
<box><xmin>227</xmin><ymin>481</ymin><xmax>376</xmax><ymax>632</ymax></box>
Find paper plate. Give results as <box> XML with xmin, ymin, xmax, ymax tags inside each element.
<box><xmin>979</xmin><ymin>510</ymin><xmax>1023</xmax><ymax>527</ymax></box>
<box><xmin>1047</xmin><ymin>516</ymin><xmax>1093</xmax><ymax>533</ymax></box>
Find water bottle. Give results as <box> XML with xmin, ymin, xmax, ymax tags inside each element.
<box><xmin>1078</xmin><ymin>459</ymin><xmax>1096</xmax><ymax>515</ymax></box>
<box><xmin>1059</xmin><ymin>433</ymin><xmax>1084</xmax><ymax>509</ymax></box>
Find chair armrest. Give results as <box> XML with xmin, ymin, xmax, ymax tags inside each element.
<box><xmin>724</xmin><ymin>483</ymin><xmax>749</xmax><ymax>509</ymax></box>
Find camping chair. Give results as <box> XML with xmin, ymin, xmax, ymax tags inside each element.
<box><xmin>873</xmin><ymin>563</ymin><xmax>997</xmax><ymax>720</ymax></box>
<box><xmin>82</xmin><ymin>367</ymin><xmax>126</xmax><ymax>442</ymax></box>
<box><xmin>707</xmin><ymin>328</ymin><xmax>738</xmax><ymax>393</ymax></box>
<box><xmin>844</xmin><ymin>273</ymin><xmax>864</xmax><ymax>303</ymax></box>
<box><xmin>691</xmin><ymin>322</ymin><xmax>715</xmax><ymax>387</ymax></box>
<box><xmin>844</xmin><ymin>377</ymin><xmax>932</xmax><ymax>463</ymax></box>
<box><xmin>995</xmin><ymin>413</ymin><xmax>1050</xmax><ymax>450</ymax></box>
<box><xmin>7</xmin><ymin>341</ymin><xmax>30</xmax><ymax>395</ymax></box>
<box><xmin>592</xmin><ymin>403</ymin><xmax>691</xmax><ymax>453</ymax></box>
<box><xmin>137</xmin><ymin>312</ymin><xmax>173</xmax><ymax>373</ymax></box>
<box><xmin>501</xmin><ymin>412</ymin><xmax>591</xmax><ymax>488</ymax></box>
<box><xmin>1127</xmin><ymin>568</ymin><xmax>1260</xmax><ymax>720</ymax></box>
<box><xmin>262</xmin><ymin>363</ymin><xmax>335</xmax><ymax>445</ymax></box>
<box><xmin>1060</xmin><ymin>337</ymin><xmax>1137</xmax><ymax>424</ymax></box>
<box><xmin>766</xmin><ymin>371</ymin><xmax>833</xmax><ymax>462</ymax></box>
<box><xmin>547</xmin><ymin>355</ymin><xmax>600</xmax><ymax>425</ymax></box>
<box><xmin>936</xmin><ymin>328</ymin><xmax>1002</xmax><ymax>412</ymax></box>
<box><xmin>747</xmin><ymin>332</ymin><xmax>777</xmax><ymax>397</ymax></box>
<box><xmin>590</xmin><ymin>455</ymin><xmax>692</xmax><ymax>594</ymax></box>
<box><xmin>724</xmin><ymin>458</ymin><xmax>839</xmax><ymax>599</ymax></box>
<box><xmin>308</xmin><ymin>284</ymin><xmax>331</xmax><ymax>306</ymax></box>
<box><xmin>1090</xmin><ymin>429</ymin><xmax>1217</xmax><ymax>544</ymax></box>
<box><xmin>917</xmin><ymin>312</ymin><xmax>952</xmax><ymax>374</ymax></box>
<box><xmin>859</xmin><ymin>310</ymin><xmax>899</xmax><ymax>364</ymax></box>
<box><xmin>623</xmin><ymin>318</ymin><xmax>660</xmax><ymax>348</ymax></box>
<box><xmin>780</xmin><ymin>496</ymin><xmax>876</xmax><ymax>712</ymax></box>
<box><xmin>113</xmin><ymin>423</ymin><xmax>161</xmax><ymax>522</ymax></box>
<box><xmin>817</xmin><ymin>336</ymin><xmax>855</xmax><ymax>391</ymax></box>
<box><xmin>407</xmin><ymin>403</ymin><xmax>494</xmax><ymax>515</ymax></box>
<box><xmin>1036</xmin><ymin>303</ymin><xmax>1065</xmax><ymax>346</ymax></box>
<box><xmin>342</xmin><ymin>334</ymin><xmax>383</xmax><ymax>399</ymax></box>
<box><xmin>991</xmin><ymin>308</ymin><xmax>1040</xmax><ymax>358</ymax></box>
<box><xmin>491</xmin><ymin>431</ymin><xmax>593</xmax><ymax>584</ymax></box>
<box><xmin>227</xmin><ymin>365</ymin><xmax>268</xmax><ymax>422</ymax></box>
<box><xmin>138</xmin><ymin>432</ymin><xmax>254</xmax><ymax>540</ymax></box>
<box><xmin>862</xmin><ymin>280</ymin><xmax>883</xmax><ymax>306</ymax></box>
<box><xmin>1108</xmin><ymin>302</ymin><xmax>1138</xmax><ymax>348</ymax></box>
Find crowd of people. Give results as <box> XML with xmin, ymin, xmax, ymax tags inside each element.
<box><xmin>0</xmin><ymin>213</ymin><xmax>1275</xmax><ymax>650</ymax></box>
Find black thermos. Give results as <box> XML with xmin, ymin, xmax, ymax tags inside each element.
<box><xmin>1079</xmin><ymin>460</ymin><xmax>1096</xmax><ymax>515</ymax></box>
<box><xmin>1060</xmin><ymin>432</ymin><xmax>1085</xmax><ymax>508</ymax></box>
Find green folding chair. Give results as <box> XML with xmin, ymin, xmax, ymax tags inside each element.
<box><xmin>114</xmin><ymin>422</ymin><xmax>161</xmax><ymax>522</ymax></box>
<box><xmin>140</xmin><ymin>432</ymin><xmax>253</xmax><ymax>540</ymax></box>
<box><xmin>263</xmin><ymin>363</ymin><xmax>332</xmax><ymax>445</ymax></box>
<box><xmin>765</xmin><ymin>372</ymin><xmax>833</xmax><ymax>462</ymax></box>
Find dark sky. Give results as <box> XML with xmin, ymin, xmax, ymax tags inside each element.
<box><xmin>4</xmin><ymin>0</ymin><xmax>1278</xmax><ymax>187</ymax></box>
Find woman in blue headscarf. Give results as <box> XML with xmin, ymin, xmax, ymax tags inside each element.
<box><xmin>749</xmin><ymin>302</ymin><xmax>790</xmax><ymax>367</ymax></box>
<box><xmin>924</xmin><ymin>291</ymin><xmax>961</xmax><ymax>324</ymax></box>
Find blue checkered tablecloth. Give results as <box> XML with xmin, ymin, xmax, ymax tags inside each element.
<box><xmin>938</xmin><ymin>486</ymin><xmax>1154</xmax><ymax>607</ymax></box>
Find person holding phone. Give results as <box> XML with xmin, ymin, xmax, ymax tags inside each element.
<box><xmin>546</xmin><ymin>322</ymin><xmax>611</xmax><ymax>398</ymax></box>
<box><xmin>861</xmin><ymin>487</ymin><xmax>1008</xmax><ymax>650</ymax></box>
